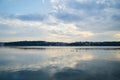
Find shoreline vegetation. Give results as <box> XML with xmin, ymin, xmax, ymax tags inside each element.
<box><xmin>0</xmin><ymin>41</ymin><xmax>120</xmax><ymax>46</ymax></box>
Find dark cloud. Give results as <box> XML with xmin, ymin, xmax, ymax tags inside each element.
<box><xmin>53</xmin><ymin>0</ymin><xmax>120</xmax><ymax>22</ymax></box>
<box><xmin>52</xmin><ymin>0</ymin><xmax>119</xmax><ymax>23</ymax></box>
<box><xmin>67</xmin><ymin>0</ymin><xmax>106</xmax><ymax>11</ymax></box>
<box><xmin>0</xmin><ymin>14</ymin><xmax>46</xmax><ymax>21</ymax></box>
<box><xmin>112</xmin><ymin>15</ymin><xmax>120</xmax><ymax>21</ymax></box>
<box><xmin>15</xmin><ymin>14</ymin><xmax>45</xmax><ymax>21</ymax></box>
<box><xmin>54</xmin><ymin>11</ymin><xmax>82</xmax><ymax>23</ymax></box>
<box><xmin>111</xmin><ymin>0</ymin><xmax>120</xmax><ymax>9</ymax></box>
<box><xmin>67</xmin><ymin>0</ymin><xmax>120</xmax><ymax>10</ymax></box>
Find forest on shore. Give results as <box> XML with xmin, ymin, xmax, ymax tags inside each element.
<box><xmin>0</xmin><ymin>41</ymin><xmax>120</xmax><ymax>46</ymax></box>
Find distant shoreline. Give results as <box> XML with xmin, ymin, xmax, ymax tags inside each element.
<box><xmin>0</xmin><ymin>41</ymin><xmax>120</xmax><ymax>46</ymax></box>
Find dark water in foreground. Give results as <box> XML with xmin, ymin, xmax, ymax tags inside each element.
<box><xmin>0</xmin><ymin>46</ymin><xmax>120</xmax><ymax>80</ymax></box>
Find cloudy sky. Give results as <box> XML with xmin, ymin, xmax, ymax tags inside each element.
<box><xmin>0</xmin><ymin>0</ymin><xmax>120</xmax><ymax>42</ymax></box>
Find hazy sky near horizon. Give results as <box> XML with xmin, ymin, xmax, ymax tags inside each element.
<box><xmin>0</xmin><ymin>0</ymin><xmax>120</xmax><ymax>42</ymax></box>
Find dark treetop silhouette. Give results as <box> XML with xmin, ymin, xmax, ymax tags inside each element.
<box><xmin>1</xmin><ymin>41</ymin><xmax>120</xmax><ymax>46</ymax></box>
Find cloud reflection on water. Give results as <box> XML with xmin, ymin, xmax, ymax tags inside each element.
<box><xmin>0</xmin><ymin>47</ymin><xmax>120</xmax><ymax>80</ymax></box>
<box><xmin>0</xmin><ymin>60</ymin><xmax>120</xmax><ymax>80</ymax></box>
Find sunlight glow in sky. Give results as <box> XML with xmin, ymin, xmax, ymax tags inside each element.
<box><xmin>0</xmin><ymin>0</ymin><xmax>120</xmax><ymax>42</ymax></box>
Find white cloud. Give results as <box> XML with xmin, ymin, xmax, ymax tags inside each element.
<box><xmin>114</xmin><ymin>32</ymin><xmax>120</xmax><ymax>40</ymax></box>
<box><xmin>0</xmin><ymin>0</ymin><xmax>120</xmax><ymax>42</ymax></box>
<box><xmin>0</xmin><ymin>16</ymin><xmax>95</xmax><ymax>42</ymax></box>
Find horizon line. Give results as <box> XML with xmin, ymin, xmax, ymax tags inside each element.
<box><xmin>1</xmin><ymin>40</ymin><xmax>120</xmax><ymax>43</ymax></box>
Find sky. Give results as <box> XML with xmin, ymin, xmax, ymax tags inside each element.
<box><xmin>0</xmin><ymin>0</ymin><xmax>120</xmax><ymax>42</ymax></box>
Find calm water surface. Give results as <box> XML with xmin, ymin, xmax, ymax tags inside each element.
<box><xmin>0</xmin><ymin>46</ymin><xmax>120</xmax><ymax>80</ymax></box>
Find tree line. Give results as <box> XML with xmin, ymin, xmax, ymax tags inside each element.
<box><xmin>1</xmin><ymin>41</ymin><xmax>120</xmax><ymax>46</ymax></box>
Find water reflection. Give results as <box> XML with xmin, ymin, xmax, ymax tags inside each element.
<box><xmin>0</xmin><ymin>46</ymin><xmax>120</xmax><ymax>80</ymax></box>
<box><xmin>0</xmin><ymin>60</ymin><xmax>120</xmax><ymax>80</ymax></box>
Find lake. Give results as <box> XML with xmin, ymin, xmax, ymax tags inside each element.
<box><xmin>0</xmin><ymin>46</ymin><xmax>120</xmax><ymax>80</ymax></box>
